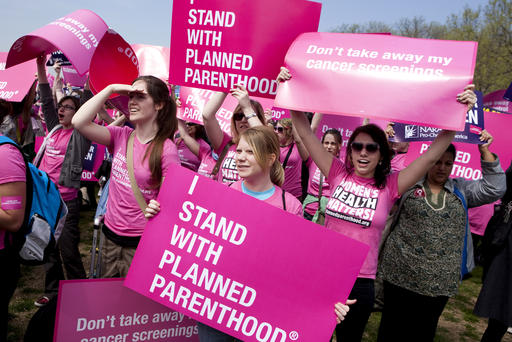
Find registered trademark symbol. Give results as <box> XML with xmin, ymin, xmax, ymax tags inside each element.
<box><xmin>289</xmin><ymin>331</ymin><xmax>299</xmax><ymax>340</ymax></box>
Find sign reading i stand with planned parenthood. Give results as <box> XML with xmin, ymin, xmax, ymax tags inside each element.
<box><xmin>125</xmin><ymin>164</ymin><xmax>369</xmax><ymax>342</ymax></box>
<box><xmin>169</xmin><ymin>0</ymin><xmax>321</xmax><ymax>98</ymax></box>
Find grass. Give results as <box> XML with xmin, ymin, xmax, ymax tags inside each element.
<box><xmin>6</xmin><ymin>208</ymin><xmax>512</xmax><ymax>342</ymax></box>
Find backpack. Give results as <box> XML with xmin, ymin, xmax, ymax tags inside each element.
<box><xmin>0</xmin><ymin>136</ymin><xmax>68</xmax><ymax>264</ymax></box>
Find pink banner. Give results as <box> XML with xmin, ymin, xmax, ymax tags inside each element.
<box><xmin>178</xmin><ymin>86</ymin><xmax>274</xmax><ymax>135</ymax></box>
<box><xmin>89</xmin><ymin>30</ymin><xmax>139</xmax><ymax>116</ymax></box>
<box><xmin>270</xmin><ymin>107</ymin><xmax>291</xmax><ymax>121</ymax></box>
<box><xmin>0</xmin><ymin>52</ymin><xmax>36</xmax><ymax>102</ymax></box>
<box><xmin>483</xmin><ymin>89</ymin><xmax>511</xmax><ymax>114</ymax></box>
<box><xmin>54</xmin><ymin>279</ymin><xmax>199</xmax><ymax>342</ymax></box>
<box><xmin>62</xmin><ymin>65</ymin><xmax>88</xmax><ymax>87</ymax></box>
<box><xmin>169</xmin><ymin>0</ymin><xmax>321</xmax><ymax>98</ymax></box>
<box><xmin>124</xmin><ymin>165</ymin><xmax>369</xmax><ymax>341</ymax></box>
<box><xmin>404</xmin><ymin>110</ymin><xmax>512</xmax><ymax>179</ymax></box>
<box><xmin>6</xmin><ymin>9</ymin><xmax>108</xmax><ymax>76</ymax></box>
<box><xmin>275</xmin><ymin>32</ymin><xmax>478</xmax><ymax>131</ymax></box>
<box><xmin>132</xmin><ymin>44</ymin><xmax>170</xmax><ymax>81</ymax></box>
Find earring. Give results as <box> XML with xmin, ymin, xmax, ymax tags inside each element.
<box><xmin>378</xmin><ymin>160</ymin><xmax>383</xmax><ymax>165</ymax></box>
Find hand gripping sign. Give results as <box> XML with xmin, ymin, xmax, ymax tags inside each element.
<box><xmin>124</xmin><ymin>164</ymin><xmax>370</xmax><ymax>342</ymax></box>
<box><xmin>54</xmin><ymin>279</ymin><xmax>199</xmax><ymax>342</ymax></box>
<box><xmin>275</xmin><ymin>32</ymin><xmax>478</xmax><ymax>131</ymax></box>
<box><xmin>169</xmin><ymin>0</ymin><xmax>321</xmax><ymax>99</ymax></box>
<box><xmin>0</xmin><ymin>52</ymin><xmax>36</xmax><ymax>102</ymax></box>
<box><xmin>389</xmin><ymin>91</ymin><xmax>485</xmax><ymax>144</ymax></box>
<box><xmin>6</xmin><ymin>9</ymin><xmax>108</xmax><ymax>76</ymax></box>
<box><xmin>178</xmin><ymin>86</ymin><xmax>275</xmax><ymax>135</ymax></box>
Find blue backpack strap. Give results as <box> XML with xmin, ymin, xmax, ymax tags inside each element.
<box><xmin>453</xmin><ymin>185</ymin><xmax>471</xmax><ymax>278</ymax></box>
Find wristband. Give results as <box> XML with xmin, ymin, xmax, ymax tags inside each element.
<box><xmin>245</xmin><ymin>112</ymin><xmax>257</xmax><ymax>120</ymax></box>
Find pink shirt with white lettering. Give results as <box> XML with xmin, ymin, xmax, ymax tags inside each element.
<box><xmin>230</xmin><ymin>181</ymin><xmax>303</xmax><ymax>217</ymax></box>
<box><xmin>0</xmin><ymin>142</ymin><xmax>26</xmax><ymax>250</ymax></box>
<box><xmin>304</xmin><ymin>158</ymin><xmax>331</xmax><ymax>216</ymax></box>
<box><xmin>39</xmin><ymin>128</ymin><xmax>77</xmax><ymax>201</ymax></box>
<box><xmin>325</xmin><ymin>157</ymin><xmax>400</xmax><ymax>278</ymax></box>
<box><xmin>197</xmin><ymin>144</ymin><xmax>218</xmax><ymax>180</ymax></box>
<box><xmin>280</xmin><ymin>143</ymin><xmax>303</xmax><ymax>198</ymax></box>
<box><xmin>215</xmin><ymin>133</ymin><xmax>239</xmax><ymax>185</ymax></box>
<box><xmin>177</xmin><ymin>138</ymin><xmax>209</xmax><ymax>172</ymax></box>
<box><xmin>105</xmin><ymin>126</ymin><xmax>179</xmax><ymax>236</ymax></box>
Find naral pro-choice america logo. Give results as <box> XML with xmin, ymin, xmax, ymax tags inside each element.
<box><xmin>404</xmin><ymin>125</ymin><xmax>419</xmax><ymax>138</ymax></box>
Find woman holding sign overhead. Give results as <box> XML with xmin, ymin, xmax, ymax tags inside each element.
<box><xmin>72</xmin><ymin>75</ymin><xmax>179</xmax><ymax>278</ymax></box>
<box><xmin>201</xmin><ymin>85</ymin><xmax>266</xmax><ymax>185</ymax></box>
<box><xmin>277</xmin><ymin>66</ymin><xmax>477</xmax><ymax>342</ymax></box>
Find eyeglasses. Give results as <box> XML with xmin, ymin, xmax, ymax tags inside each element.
<box><xmin>185</xmin><ymin>122</ymin><xmax>198</xmax><ymax>127</ymax></box>
<box><xmin>57</xmin><ymin>104</ymin><xmax>76</xmax><ymax>111</ymax></box>
<box><xmin>351</xmin><ymin>142</ymin><xmax>380</xmax><ymax>153</ymax></box>
<box><xmin>274</xmin><ymin>126</ymin><xmax>284</xmax><ymax>133</ymax></box>
<box><xmin>233</xmin><ymin>113</ymin><xmax>245</xmax><ymax>121</ymax></box>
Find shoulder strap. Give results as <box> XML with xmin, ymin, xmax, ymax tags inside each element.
<box><xmin>33</xmin><ymin>124</ymin><xmax>62</xmax><ymax>167</ymax></box>
<box><xmin>318</xmin><ymin>174</ymin><xmax>324</xmax><ymax>204</ymax></box>
<box><xmin>281</xmin><ymin>188</ymin><xmax>287</xmax><ymax>211</ymax></box>
<box><xmin>126</xmin><ymin>131</ymin><xmax>148</xmax><ymax>213</ymax></box>
<box><xmin>211</xmin><ymin>141</ymin><xmax>234</xmax><ymax>177</ymax></box>
<box><xmin>282</xmin><ymin>143</ymin><xmax>295</xmax><ymax>169</ymax></box>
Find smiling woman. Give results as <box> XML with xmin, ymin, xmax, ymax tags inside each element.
<box><xmin>71</xmin><ymin>75</ymin><xmax>180</xmax><ymax>278</ymax></box>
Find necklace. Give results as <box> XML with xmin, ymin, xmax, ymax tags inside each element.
<box><xmin>422</xmin><ymin>182</ymin><xmax>446</xmax><ymax>211</ymax></box>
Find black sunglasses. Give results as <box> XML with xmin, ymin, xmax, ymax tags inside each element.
<box><xmin>233</xmin><ymin>113</ymin><xmax>245</xmax><ymax>121</ymax></box>
<box><xmin>186</xmin><ymin>122</ymin><xmax>198</xmax><ymax>127</ymax></box>
<box><xmin>351</xmin><ymin>142</ymin><xmax>380</xmax><ymax>153</ymax></box>
<box><xmin>274</xmin><ymin>126</ymin><xmax>284</xmax><ymax>133</ymax></box>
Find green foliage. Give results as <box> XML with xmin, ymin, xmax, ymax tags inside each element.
<box><xmin>331</xmin><ymin>0</ymin><xmax>512</xmax><ymax>94</ymax></box>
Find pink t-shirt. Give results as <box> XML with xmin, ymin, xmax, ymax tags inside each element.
<box><xmin>325</xmin><ymin>157</ymin><xmax>400</xmax><ymax>278</ymax></box>
<box><xmin>0</xmin><ymin>142</ymin><xmax>26</xmax><ymax>250</ymax></box>
<box><xmin>304</xmin><ymin>158</ymin><xmax>331</xmax><ymax>216</ymax></box>
<box><xmin>469</xmin><ymin>203</ymin><xmax>495</xmax><ymax>236</ymax></box>
<box><xmin>105</xmin><ymin>126</ymin><xmax>179</xmax><ymax>236</ymax></box>
<box><xmin>215</xmin><ymin>133</ymin><xmax>239</xmax><ymax>185</ymax></box>
<box><xmin>39</xmin><ymin>128</ymin><xmax>78</xmax><ymax>201</ymax></box>
<box><xmin>197</xmin><ymin>144</ymin><xmax>218</xmax><ymax>180</ymax></box>
<box><xmin>280</xmin><ymin>144</ymin><xmax>303</xmax><ymax>198</ymax></box>
<box><xmin>177</xmin><ymin>138</ymin><xmax>209</xmax><ymax>172</ymax></box>
<box><xmin>391</xmin><ymin>153</ymin><xmax>408</xmax><ymax>173</ymax></box>
<box><xmin>230</xmin><ymin>181</ymin><xmax>303</xmax><ymax>217</ymax></box>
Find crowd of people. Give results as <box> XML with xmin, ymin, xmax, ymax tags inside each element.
<box><xmin>0</xmin><ymin>54</ymin><xmax>510</xmax><ymax>342</ymax></box>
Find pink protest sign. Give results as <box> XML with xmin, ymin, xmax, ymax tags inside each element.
<box><xmin>62</xmin><ymin>65</ymin><xmax>88</xmax><ymax>87</ymax></box>
<box><xmin>314</xmin><ymin>114</ymin><xmax>363</xmax><ymax>161</ymax></box>
<box><xmin>132</xmin><ymin>44</ymin><xmax>170</xmax><ymax>81</ymax></box>
<box><xmin>54</xmin><ymin>279</ymin><xmax>199</xmax><ymax>342</ymax></box>
<box><xmin>124</xmin><ymin>164</ymin><xmax>369</xmax><ymax>342</ymax></box>
<box><xmin>178</xmin><ymin>86</ymin><xmax>274</xmax><ymax>135</ymax></box>
<box><xmin>6</xmin><ymin>9</ymin><xmax>108</xmax><ymax>76</ymax></box>
<box><xmin>0</xmin><ymin>52</ymin><xmax>37</xmax><ymax>102</ymax></box>
<box><xmin>404</xmin><ymin>110</ymin><xmax>512</xmax><ymax>180</ymax></box>
<box><xmin>270</xmin><ymin>107</ymin><xmax>291</xmax><ymax>121</ymax></box>
<box><xmin>169</xmin><ymin>0</ymin><xmax>321</xmax><ymax>98</ymax></box>
<box><xmin>89</xmin><ymin>29</ymin><xmax>139</xmax><ymax>94</ymax></box>
<box><xmin>484</xmin><ymin>89</ymin><xmax>512</xmax><ymax>114</ymax></box>
<box><xmin>81</xmin><ymin>143</ymin><xmax>106</xmax><ymax>182</ymax></box>
<box><xmin>89</xmin><ymin>30</ymin><xmax>139</xmax><ymax>116</ymax></box>
<box><xmin>275</xmin><ymin>32</ymin><xmax>478</xmax><ymax>131</ymax></box>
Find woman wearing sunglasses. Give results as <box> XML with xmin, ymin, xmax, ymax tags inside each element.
<box><xmin>202</xmin><ymin>84</ymin><xmax>265</xmax><ymax>185</ymax></box>
<box><xmin>277</xmin><ymin>66</ymin><xmax>477</xmax><ymax>342</ymax></box>
<box><xmin>274</xmin><ymin>118</ymin><xmax>309</xmax><ymax>199</ymax></box>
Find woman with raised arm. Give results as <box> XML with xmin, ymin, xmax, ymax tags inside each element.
<box><xmin>277</xmin><ymin>66</ymin><xmax>477</xmax><ymax>342</ymax></box>
<box><xmin>377</xmin><ymin>131</ymin><xmax>505</xmax><ymax>342</ymax></box>
<box><xmin>201</xmin><ymin>84</ymin><xmax>265</xmax><ymax>185</ymax></box>
<box><xmin>72</xmin><ymin>75</ymin><xmax>179</xmax><ymax>278</ymax></box>
<box><xmin>0</xmin><ymin>99</ymin><xmax>26</xmax><ymax>342</ymax></box>
<box><xmin>273</xmin><ymin>118</ymin><xmax>309</xmax><ymax>199</ymax></box>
